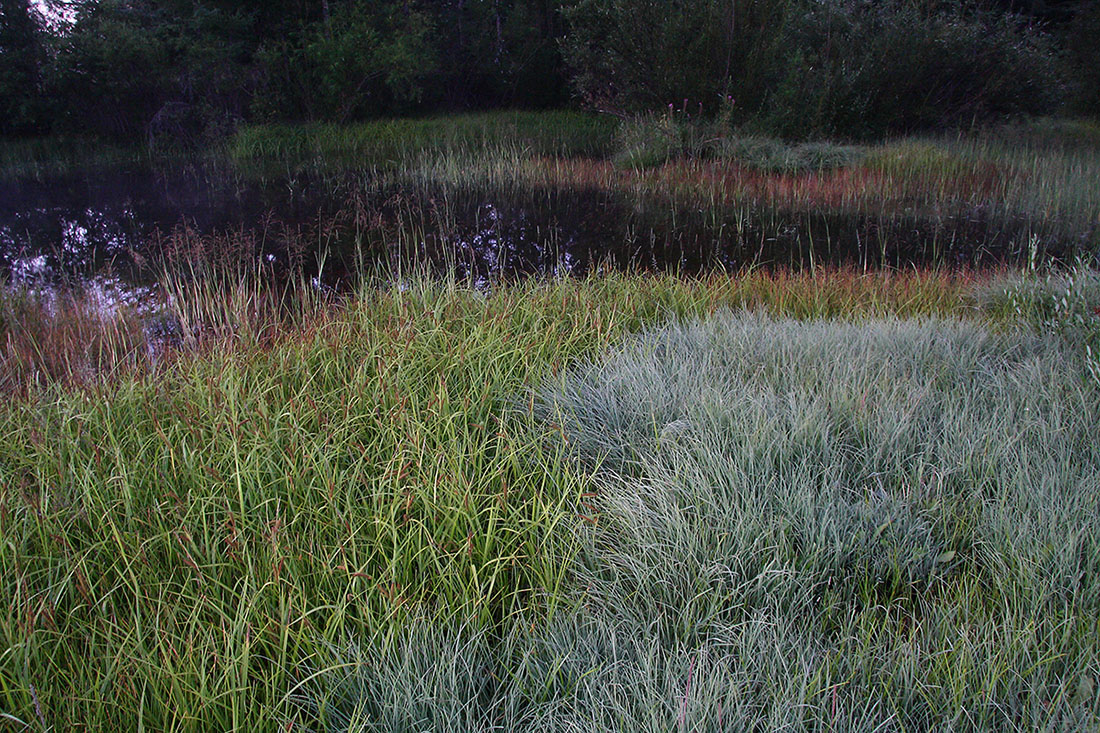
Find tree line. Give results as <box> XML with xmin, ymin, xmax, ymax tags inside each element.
<box><xmin>1</xmin><ymin>0</ymin><xmax>1097</xmax><ymax>143</ymax></box>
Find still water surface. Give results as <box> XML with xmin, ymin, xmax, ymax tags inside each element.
<box><xmin>1</xmin><ymin>162</ymin><xmax>1042</xmax><ymax>310</ymax></box>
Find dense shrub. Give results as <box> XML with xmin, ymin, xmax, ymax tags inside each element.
<box><xmin>0</xmin><ymin>0</ymin><xmax>47</xmax><ymax>136</ymax></box>
<box><xmin>560</xmin><ymin>0</ymin><xmax>794</xmax><ymax>115</ymax></box>
<box><xmin>762</xmin><ymin>1</ymin><xmax>1065</xmax><ymax>138</ymax></box>
<box><xmin>1066</xmin><ymin>1</ymin><xmax>1100</xmax><ymax>116</ymax></box>
<box><xmin>46</xmin><ymin>0</ymin><xmax>255</xmax><ymax>143</ymax></box>
<box><xmin>562</xmin><ymin>0</ymin><xmax>1065</xmax><ymax>139</ymax></box>
<box><xmin>1</xmin><ymin>0</ymin><xmax>1089</xmax><ymax>143</ymax></box>
<box><xmin>251</xmin><ymin>3</ymin><xmax>437</xmax><ymax>124</ymax></box>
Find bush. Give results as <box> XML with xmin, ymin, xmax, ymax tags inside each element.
<box><xmin>611</xmin><ymin>108</ymin><xmax>719</xmax><ymax>169</ymax></box>
<box><xmin>562</xmin><ymin>0</ymin><xmax>1065</xmax><ymax>140</ymax></box>
<box><xmin>251</xmin><ymin>2</ymin><xmax>437</xmax><ymax>123</ymax></box>
<box><xmin>982</xmin><ymin>253</ymin><xmax>1100</xmax><ymax>386</ymax></box>
<box><xmin>561</xmin><ymin>0</ymin><xmax>795</xmax><ymax>117</ymax></box>
<box><xmin>761</xmin><ymin>1</ymin><xmax>1065</xmax><ymax>139</ymax></box>
<box><xmin>1067</xmin><ymin>2</ymin><xmax>1100</xmax><ymax>116</ymax></box>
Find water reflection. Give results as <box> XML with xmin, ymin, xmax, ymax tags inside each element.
<box><xmin>1</xmin><ymin>161</ymin><xmax>1050</xmax><ymax>311</ymax></box>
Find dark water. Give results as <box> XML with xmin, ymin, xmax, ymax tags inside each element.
<box><xmin>0</xmin><ymin>165</ymin><xmax>338</xmax><ymax>306</ymax></box>
<box><xmin>1</xmin><ymin>162</ymin><xmax>1048</xmax><ymax>310</ymax></box>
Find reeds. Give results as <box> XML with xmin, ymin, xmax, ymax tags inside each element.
<box><xmin>0</xmin><ymin>137</ymin><xmax>144</xmax><ymax>181</ymax></box>
<box><xmin>228</xmin><ymin>111</ymin><xmax>618</xmax><ymax>174</ymax></box>
<box><xmin>0</xmin><ymin>267</ymin><xmax>980</xmax><ymax>397</ymax></box>
<box><xmin>0</xmin><ymin>279</ymin><xmax>152</xmax><ymax>395</ymax></box>
<box><xmin>358</xmin><ymin>115</ymin><xmax>1100</xmax><ymax>260</ymax></box>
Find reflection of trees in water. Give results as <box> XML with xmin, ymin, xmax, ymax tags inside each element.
<box><xmin>1</xmin><ymin>167</ymin><xmax>1050</xmax><ymax>305</ymax></box>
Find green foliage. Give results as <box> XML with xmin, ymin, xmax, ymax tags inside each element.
<box><xmin>560</xmin><ymin>0</ymin><xmax>796</xmax><ymax>115</ymax></box>
<box><xmin>562</xmin><ymin>0</ymin><xmax>1065</xmax><ymax>139</ymax></box>
<box><xmin>252</xmin><ymin>2</ymin><xmax>437</xmax><ymax>123</ymax></box>
<box><xmin>0</xmin><ymin>0</ymin><xmax>47</xmax><ymax>135</ymax></box>
<box><xmin>762</xmin><ymin>0</ymin><xmax>1064</xmax><ymax>138</ymax></box>
<box><xmin>47</xmin><ymin>0</ymin><xmax>255</xmax><ymax>143</ymax></box>
<box><xmin>428</xmin><ymin>0</ymin><xmax>569</xmax><ymax>111</ymax></box>
<box><xmin>3</xmin><ymin>0</ymin><xmax>1089</xmax><ymax>142</ymax></box>
<box><xmin>1067</xmin><ymin>1</ymin><xmax>1100</xmax><ymax>116</ymax></box>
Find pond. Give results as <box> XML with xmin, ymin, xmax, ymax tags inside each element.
<box><xmin>1</xmin><ymin>160</ymin><xmax>1046</xmax><ymax>311</ymax></box>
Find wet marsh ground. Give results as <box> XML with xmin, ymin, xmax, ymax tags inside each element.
<box><xmin>1</xmin><ymin>112</ymin><xmax>1099</xmax><ymax>730</ymax></box>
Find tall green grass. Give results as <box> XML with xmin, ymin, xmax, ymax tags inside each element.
<box><xmin>229</xmin><ymin>111</ymin><xmax>619</xmax><ymax>173</ymax></box>
<box><xmin>0</xmin><ymin>281</ymin><xmax>589</xmax><ymax>728</ymax></box>
<box><xmin>0</xmin><ymin>270</ymin><xmax>985</xmax><ymax>729</ymax></box>
<box><xmin>0</xmin><ymin>137</ymin><xmax>144</xmax><ymax>181</ymax></box>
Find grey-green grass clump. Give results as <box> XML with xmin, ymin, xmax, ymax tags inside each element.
<box><xmin>321</xmin><ymin>311</ymin><xmax>1100</xmax><ymax>731</ymax></box>
<box><xmin>982</xmin><ymin>261</ymin><xmax>1100</xmax><ymax>386</ymax></box>
<box><xmin>714</xmin><ymin>135</ymin><xmax>865</xmax><ymax>173</ymax></box>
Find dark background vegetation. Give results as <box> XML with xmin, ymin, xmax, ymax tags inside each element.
<box><xmin>0</xmin><ymin>0</ymin><xmax>1097</xmax><ymax>144</ymax></box>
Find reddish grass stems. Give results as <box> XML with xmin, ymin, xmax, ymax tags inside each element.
<box><xmin>0</xmin><ymin>268</ymin><xmax>985</xmax><ymax>399</ymax></box>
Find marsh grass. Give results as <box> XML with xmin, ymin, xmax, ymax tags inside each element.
<box><xmin>229</xmin><ymin>111</ymin><xmax>618</xmax><ymax>174</ymax></box>
<box><xmin>982</xmin><ymin>259</ymin><xmax>1100</xmax><ymax>385</ymax></box>
<box><xmin>316</xmin><ymin>133</ymin><xmax>1089</xmax><ymax>277</ymax></box>
<box><xmin>0</xmin><ymin>280</ymin><xmax>594</xmax><ymax>728</ymax></box>
<box><xmin>314</xmin><ymin>310</ymin><xmax>1100</xmax><ymax>731</ymax></box>
<box><xmin>3</xmin><ymin>109</ymin><xmax>1099</xmax><ymax>729</ymax></box>
<box><xmin>0</xmin><ymin>268</ymin><xmax>978</xmax><ymax>398</ymax></box>
<box><xmin>4</xmin><ymin>108</ymin><xmax>1099</xmax><ymax>726</ymax></box>
<box><xmin>0</xmin><ymin>269</ymin><xmax>992</xmax><ymax>729</ymax></box>
<box><xmin>0</xmin><ymin>280</ymin><xmax>152</xmax><ymax>395</ymax></box>
<box><xmin>370</xmin><ymin>115</ymin><xmax>1100</xmax><ymax>260</ymax></box>
<box><xmin>0</xmin><ymin>137</ymin><xmax>144</xmax><ymax>181</ymax></box>
<box><xmin>10</xmin><ymin>113</ymin><xmax>1094</xmax><ymax>288</ymax></box>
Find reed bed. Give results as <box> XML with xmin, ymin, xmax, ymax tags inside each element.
<box><xmin>229</xmin><ymin>111</ymin><xmax>618</xmax><ymax>174</ymax></box>
<box><xmin>0</xmin><ymin>280</ymin><xmax>152</xmax><ymax>395</ymax></box>
<box><xmin>0</xmin><ymin>137</ymin><xmax>144</xmax><ymax>181</ymax></box>
<box><xmin>358</xmin><ymin>116</ymin><xmax>1100</xmax><ymax>259</ymax></box>
<box><xmin>424</xmin><ymin>139</ymin><xmax>1096</xmax><ymax>254</ymax></box>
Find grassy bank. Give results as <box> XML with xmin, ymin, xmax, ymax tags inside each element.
<box><xmin>228</xmin><ymin>111</ymin><xmax>619</xmax><ymax>173</ymax></box>
<box><xmin>1</xmin><ymin>268</ymin><xmax>1098</xmax><ymax>729</ymax></box>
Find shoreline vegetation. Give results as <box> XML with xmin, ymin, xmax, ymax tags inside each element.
<box><xmin>1</xmin><ymin>266</ymin><xmax>1099</xmax><ymax>729</ymax></box>
<box><xmin>6</xmin><ymin>113</ymin><xmax>1098</xmax><ymax>270</ymax></box>
<box><xmin>1</xmin><ymin>110</ymin><xmax>1099</xmax><ymax>730</ymax></box>
<box><xmin>233</xmin><ymin>115</ymin><xmax>1100</xmax><ymax>259</ymax></box>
